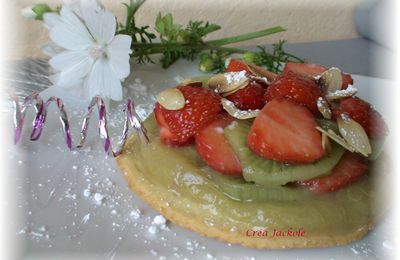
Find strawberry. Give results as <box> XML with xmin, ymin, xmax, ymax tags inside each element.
<box><xmin>297</xmin><ymin>152</ymin><xmax>368</xmax><ymax>193</ymax></box>
<box><xmin>283</xmin><ymin>62</ymin><xmax>353</xmax><ymax>89</ymax></box>
<box><xmin>225</xmin><ymin>81</ymin><xmax>266</xmax><ymax>110</ymax></box>
<box><xmin>155</xmin><ymin>86</ymin><xmax>222</xmax><ymax>145</ymax></box>
<box><xmin>154</xmin><ymin>103</ymin><xmax>191</xmax><ymax>146</ymax></box>
<box><xmin>226</xmin><ymin>59</ymin><xmax>251</xmax><ymax>73</ymax></box>
<box><xmin>264</xmin><ymin>72</ymin><xmax>323</xmax><ymax>114</ymax></box>
<box><xmin>195</xmin><ymin>114</ymin><xmax>242</xmax><ymax>176</ymax></box>
<box><xmin>332</xmin><ymin>97</ymin><xmax>388</xmax><ymax>139</ymax></box>
<box><xmin>247</xmin><ymin>98</ymin><xmax>324</xmax><ymax>163</ymax></box>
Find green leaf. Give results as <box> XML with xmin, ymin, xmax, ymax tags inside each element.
<box><xmin>155</xmin><ymin>13</ymin><xmax>165</xmax><ymax>35</ymax></box>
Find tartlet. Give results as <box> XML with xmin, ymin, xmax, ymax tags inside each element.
<box><xmin>117</xmin><ymin>60</ymin><xmax>391</xmax><ymax>248</ymax></box>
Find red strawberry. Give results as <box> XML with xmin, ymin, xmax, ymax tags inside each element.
<box><xmin>226</xmin><ymin>59</ymin><xmax>251</xmax><ymax>73</ymax></box>
<box><xmin>225</xmin><ymin>81</ymin><xmax>266</xmax><ymax>110</ymax></box>
<box><xmin>247</xmin><ymin>98</ymin><xmax>324</xmax><ymax>163</ymax></box>
<box><xmin>195</xmin><ymin>114</ymin><xmax>242</xmax><ymax>176</ymax></box>
<box><xmin>154</xmin><ymin>103</ymin><xmax>191</xmax><ymax>146</ymax></box>
<box><xmin>332</xmin><ymin>97</ymin><xmax>388</xmax><ymax>139</ymax></box>
<box><xmin>155</xmin><ymin>86</ymin><xmax>222</xmax><ymax>145</ymax></box>
<box><xmin>283</xmin><ymin>62</ymin><xmax>353</xmax><ymax>89</ymax></box>
<box><xmin>297</xmin><ymin>152</ymin><xmax>368</xmax><ymax>193</ymax></box>
<box><xmin>264</xmin><ymin>72</ymin><xmax>323</xmax><ymax>114</ymax></box>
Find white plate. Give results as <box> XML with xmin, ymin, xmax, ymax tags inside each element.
<box><xmin>6</xmin><ymin>60</ymin><xmax>396</xmax><ymax>259</ymax></box>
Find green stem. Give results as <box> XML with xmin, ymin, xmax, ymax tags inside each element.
<box><xmin>130</xmin><ymin>26</ymin><xmax>285</xmax><ymax>50</ymax></box>
<box><xmin>205</xmin><ymin>26</ymin><xmax>285</xmax><ymax>46</ymax></box>
<box><xmin>131</xmin><ymin>42</ymin><xmax>246</xmax><ymax>53</ymax></box>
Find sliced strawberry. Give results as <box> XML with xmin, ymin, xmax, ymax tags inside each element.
<box><xmin>225</xmin><ymin>81</ymin><xmax>266</xmax><ymax>110</ymax></box>
<box><xmin>332</xmin><ymin>97</ymin><xmax>388</xmax><ymax>139</ymax></box>
<box><xmin>195</xmin><ymin>114</ymin><xmax>242</xmax><ymax>176</ymax></box>
<box><xmin>297</xmin><ymin>152</ymin><xmax>368</xmax><ymax>193</ymax></box>
<box><xmin>154</xmin><ymin>103</ymin><xmax>192</xmax><ymax>146</ymax></box>
<box><xmin>156</xmin><ymin>86</ymin><xmax>221</xmax><ymax>145</ymax></box>
<box><xmin>264</xmin><ymin>72</ymin><xmax>322</xmax><ymax>114</ymax></box>
<box><xmin>226</xmin><ymin>59</ymin><xmax>251</xmax><ymax>73</ymax></box>
<box><xmin>247</xmin><ymin>98</ymin><xmax>324</xmax><ymax>163</ymax></box>
<box><xmin>283</xmin><ymin>62</ymin><xmax>354</xmax><ymax>89</ymax></box>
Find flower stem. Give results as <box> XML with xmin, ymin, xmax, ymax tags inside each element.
<box><xmin>205</xmin><ymin>26</ymin><xmax>285</xmax><ymax>46</ymax></box>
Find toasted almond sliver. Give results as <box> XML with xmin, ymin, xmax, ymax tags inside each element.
<box><xmin>207</xmin><ymin>72</ymin><xmax>249</xmax><ymax>94</ymax></box>
<box><xmin>221</xmin><ymin>98</ymin><xmax>259</xmax><ymax>119</ymax></box>
<box><xmin>326</xmin><ymin>85</ymin><xmax>357</xmax><ymax>100</ymax></box>
<box><xmin>156</xmin><ymin>87</ymin><xmax>185</xmax><ymax>110</ymax></box>
<box><xmin>319</xmin><ymin>67</ymin><xmax>342</xmax><ymax>95</ymax></box>
<box><xmin>337</xmin><ymin>114</ymin><xmax>372</xmax><ymax>157</ymax></box>
<box><xmin>247</xmin><ymin>63</ymin><xmax>278</xmax><ymax>81</ymax></box>
<box><xmin>316</xmin><ymin>127</ymin><xmax>356</xmax><ymax>153</ymax></box>
<box><xmin>322</xmin><ymin>132</ymin><xmax>332</xmax><ymax>154</ymax></box>
<box><xmin>317</xmin><ymin>97</ymin><xmax>332</xmax><ymax>119</ymax></box>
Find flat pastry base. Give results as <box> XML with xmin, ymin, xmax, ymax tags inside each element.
<box><xmin>117</xmin><ymin>158</ymin><xmax>374</xmax><ymax>249</ymax></box>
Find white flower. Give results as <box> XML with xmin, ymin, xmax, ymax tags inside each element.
<box><xmin>43</xmin><ymin>1</ymin><xmax>132</xmax><ymax>101</ymax></box>
<box><xmin>21</xmin><ymin>6</ymin><xmax>36</xmax><ymax>19</ymax></box>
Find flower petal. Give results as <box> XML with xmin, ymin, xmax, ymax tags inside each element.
<box><xmin>81</xmin><ymin>3</ymin><xmax>116</xmax><ymax>45</ymax></box>
<box><xmin>41</xmin><ymin>42</ymin><xmax>64</xmax><ymax>57</ymax></box>
<box><xmin>49</xmin><ymin>50</ymin><xmax>89</xmax><ymax>70</ymax></box>
<box><xmin>43</xmin><ymin>13</ymin><xmax>62</xmax><ymax>29</ymax></box>
<box><xmin>49</xmin><ymin>6</ymin><xmax>93</xmax><ymax>50</ymax></box>
<box><xmin>50</xmin><ymin>50</ymin><xmax>93</xmax><ymax>87</ymax></box>
<box><xmin>107</xmin><ymin>35</ymin><xmax>132</xmax><ymax>79</ymax></box>
<box><xmin>108</xmin><ymin>34</ymin><xmax>132</xmax><ymax>54</ymax></box>
<box><xmin>84</xmin><ymin>58</ymin><xmax>122</xmax><ymax>101</ymax></box>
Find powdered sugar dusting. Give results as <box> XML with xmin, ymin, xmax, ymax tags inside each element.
<box><xmin>326</xmin><ymin>85</ymin><xmax>357</xmax><ymax>100</ymax></box>
<box><xmin>224</xmin><ymin>71</ymin><xmax>247</xmax><ymax>84</ymax></box>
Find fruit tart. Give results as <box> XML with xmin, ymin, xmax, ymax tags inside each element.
<box><xmin>116</xmin><ymin>60</ymin><xmax>392</xmax><ymax>248</ymax></box>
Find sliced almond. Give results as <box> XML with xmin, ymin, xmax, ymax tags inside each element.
<box><xmin>316</xmin><ymin>127</ymin><xmax>356</xmax><ymax>153</ymax></box>
<box><xmin>316</xmin><ymin>97</ymin><xmax>332</xmax><ymax>119</ymax></box>
<box><xmin>221</xmin><ymin>98</ymin><xmax>259</xmax><ymax>119</ymax></box>
<box><xmin>249</xmin><ymin>75</ymin><xmax>269</xmax><ymax>84</ymax></box>
<box><xmin>156</xmin><ymin>87</ymin><xmax>185</xmax><ymax>110</ymax></box>
<box><xmin>326</xmin><ymin>85</ymin><xmax>357</xmax><ymax>101</ymax></box>
<box><xmin>337</xmin><ymin>114</ymin><xmax>372</xmax><ymax>157</ymax></box>
<box><xmin>207</xmin><ymin>72</ymin><xmax>249</xmax><ymax>94</ymax></box>
<box><xmin>180</xmin><ymin>80</ymin><xmax>203</xmax><ymax>87</ymax></box>
<box><xmin>319</xmin><ymin>67</ymin><xmax>342</xmax><ymax>95</ymax></box>
<box><xmin>247</xmin><ymin>63</ymin><xmax>278</xmax><ymax>81</ymax></box>
<box><xmin>321</xmin><ymin>132</ymin><xmax>332</xmax><ymax>154</ymax></box>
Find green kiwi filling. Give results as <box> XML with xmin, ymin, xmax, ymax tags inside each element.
<box><xmin>224</xmin><ymin>120</ymin><xmax>346</xmax><ymax>187</ymax></box>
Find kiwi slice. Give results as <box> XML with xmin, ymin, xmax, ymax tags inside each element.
<box><xmin>224</xmin><ymin>120</ymin><xmax>345</xmax><ymax>186</ymax></box>
<box><xmin>205</xmin><ymin>169</ymin><xmax>312</xmax><ymax>202</ymax></box>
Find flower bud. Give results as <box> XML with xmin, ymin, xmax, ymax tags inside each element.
<box><xmin>21</xmin><ymin>6</ymin><xmax>37</xmax><ymax>19</ymax></box>
<box><xmin>199</xmin><ymin>58</ymin><xmax>215</xmax><ymax>72</ymax></box>
<box><xmin>243</xmin><ymin>51</ymin><xmax>258</xmax><ymax>64</ymax></box>
<box><xmin>23</xmin><ymin>4</ymin><xmax>52</xmax><ymax>20</ymax></box>
<box><xmin>200</xmin><ymin>53</ymin><xmax>211</xmax><ymax>62</ymax></box>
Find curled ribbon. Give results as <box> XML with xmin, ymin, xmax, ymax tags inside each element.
<box><xmin>12</xmin><ymin>93</ymin><xmax>149</xmax><ymax>157</ymax></box>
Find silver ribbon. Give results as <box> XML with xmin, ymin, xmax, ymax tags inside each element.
<box><xmin>12</xmin><ymin>93</ymin><xmax>149</xmax><ymax>157</ymax></box>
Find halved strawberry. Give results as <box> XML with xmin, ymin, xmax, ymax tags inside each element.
<box><xmin>332</xmin><ymin>97</ymin><xmax>388</xmax><ymax>139</ymax></box>
<box><xmin>297</xmin><ymin>152</ymin><xmax>368</xmax><ymax>193</ymax></box>
<box><xmin>225</xmin><ymin>81</ymin><xmax>266</xmax><ymax>110</ymax></box>
<box><xmin>264</xmin><ymin>72</ymin><xmax>322</xmax><ymax>114</ymax></box>
<box><xmin>247</xmin><ymin>98</ymin><xmax>324</xmax><ymax>163</ymax></box>
<box><xmin>195</xmin><ymin>114</ymin><xmax>242</xmax><ymax>176</ymax></box>
<box><xmin>283</xmin><ymin>62</ymin><xmax>354</xmax><ymax>89</ymax></box>
<box><xmin>226</xmin><ymin>59</ymin><xmax>251</xmax><ymax>73</ymax></box>
<box><xmin>156</xmin><ymin>86</ymin><xmax>221</xmax><ymax>145</ymax></box>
